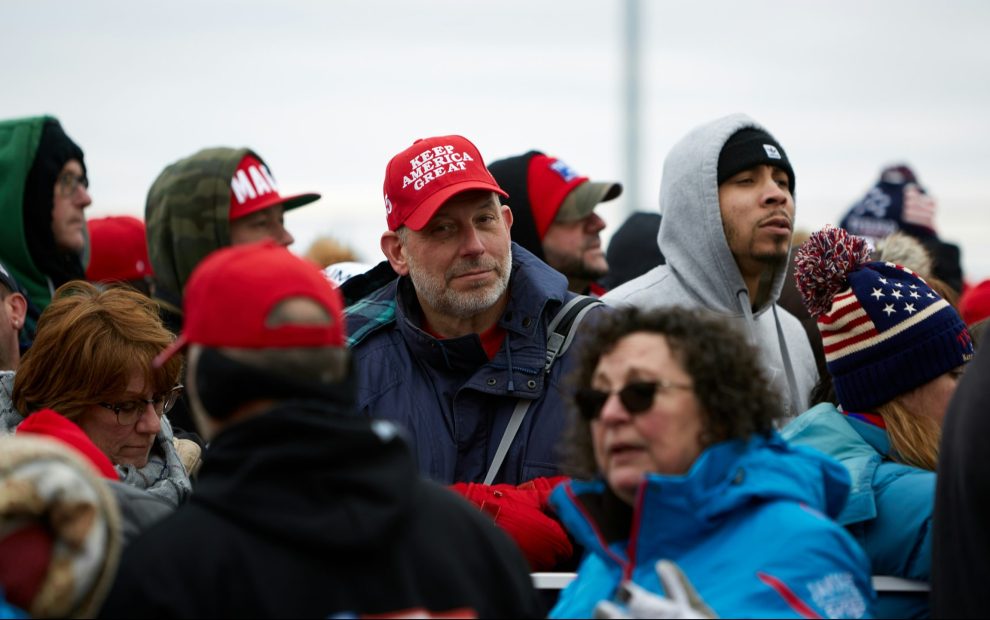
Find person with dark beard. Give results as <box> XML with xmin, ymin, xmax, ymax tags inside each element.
<box><xmin>488</xmin><ymin>151</ymin><xmax>622</xmax><ymax>295</ymax></box>
<box><xmin>604</xmin><ymin>114</ymin><xmax>818</xmax><ymax>420</ymax></box>
<box><xmin>0</xmin><ymin>116</ymin><xmax>92</xmax><ymax>344</ymax></box>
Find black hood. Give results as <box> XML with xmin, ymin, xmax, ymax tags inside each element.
<box><xmin>191</xmin><ymin>403</ymin><xmax>416</xmax><ymax>552</ymax></box>
<box><xmin>488</xmin><ymin>151</ymin><xmax>545</xmax><ymax>261</ymax></box>
<box><xmin>23</xmin><ymin>118</ymin><xmax>87</xmax><ymax>288</ymax></box>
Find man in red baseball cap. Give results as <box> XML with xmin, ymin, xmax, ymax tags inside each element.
<box><xmin>346</xmin><ymin>135</ymin><xmax>608</xmax><ymax>572</ymax></box>
<box><xmin>144</xmin><ymin>147</ymin><xmax>321</xmax><ymax>434</ymax></box>
<box><xmin>488</xmin><ymin>150</ymin><xmax>622</xmax><ymax>295</ymax></box>
<box><xmin>102</xmin><ymin>241</ymin><xmax>542</xmax><ymax>618</ymax></box>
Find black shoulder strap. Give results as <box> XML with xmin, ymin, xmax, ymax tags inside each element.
<box><xmin>484</xmin><ymin>295</ymin><xmax>604</xmax><ymax>485</ymax></box>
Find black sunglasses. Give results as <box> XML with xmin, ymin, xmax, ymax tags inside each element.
<box><xmin>574</xmin><ymin>380</ymin><xmax>692</xmax><ymax>421</ymax></box>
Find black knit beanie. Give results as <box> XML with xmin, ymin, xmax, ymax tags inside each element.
<box><xmin>717</xmin><ymin>128</ymin><xmax>795</xmax><ymax>196</ymax></box>
<box><xmin>23</xmin><ymin>118</ymin><xmax>87</xmax><ymax>288</ymax></box>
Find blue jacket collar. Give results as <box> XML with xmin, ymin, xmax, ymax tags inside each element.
<box><xmin>553</xmin><ymin>432</ymin><xmax>852</xmax><ymax>567</ymax></box>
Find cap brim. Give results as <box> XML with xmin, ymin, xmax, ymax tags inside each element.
<box><xmin>556</xmin><ymin>181</ymin><xmax>623</xmax><ymax>222</ymax></box>
<box><xmin>402</xmin><ymin>181</ymin><xmax>509</xmax><ymax>231</ymax></box>
<box><xmin>153</xmin><ymin>334</ymin><xmax>188</xmax><ymax>369</ymax></box>
<box><xmin>231</xmin><ymin>192</ymin><xmax>321</xmax><ymax>221</ymax></box>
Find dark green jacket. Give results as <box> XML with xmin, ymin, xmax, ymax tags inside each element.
<box><xmin>0</xmin><ymin>115</ymin><xmax>87</xmax><ymax>339</ymax></box>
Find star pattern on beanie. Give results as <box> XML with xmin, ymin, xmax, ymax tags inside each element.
<box><xmin>795</xmin><ymin>225</ymin><xmax>973</xmax><ymax>411</ymax></box>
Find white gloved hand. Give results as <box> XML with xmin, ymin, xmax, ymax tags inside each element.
<box><xmin>592</xmin><ymin>560</ymin><xmax>717</xmax><ymax>619</ymax></box>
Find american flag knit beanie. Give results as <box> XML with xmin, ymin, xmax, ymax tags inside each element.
<box><xmin>795</xmin><ymin>225</ymin><xmax>973</xmax><ymax>412</ymax></box>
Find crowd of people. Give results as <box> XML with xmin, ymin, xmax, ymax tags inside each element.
<box><xmin>0</xmin><ymin>112</ymin><xmax>987</xmax><ymax>619</ymax></box>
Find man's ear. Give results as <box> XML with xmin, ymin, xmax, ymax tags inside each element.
<box><xmin>380</xmin><ymin>231</ymin><xmax>410</xmax><ymax>276</ymax></box>
<box><xmin>6</xmin><ymin>293</ymin><xmax>27</xmax><ymax>331</ymax></box>
<box><xmin>502</xmin><ymin>204</ymin><xmax>514</xmax><ymax>231</ymax></box>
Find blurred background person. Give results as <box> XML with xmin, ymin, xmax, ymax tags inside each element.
<box><xmin>488</xmin><ymin>150</ymin><xmax>621</xmax><ymax>295</ymax></box>
<box><xmin>784</xmin><ymin>225</ymin><xmax>974</xmax><ymax>618</ymax></box>
<box><xmin>86</xmin><ymin>215</ymin><xmax>155</xmax><ymax>296</ymax></box>
<box><xmin>599</xmin><ymin>211</ymin><xmax>664</xmax><ymax>291</ymax></box>
<box><xmin>0</xmin><ymin>116</ymin><xmax>92</xmax><ymax>345</ymax></box>
<box><xmin>145</xmin><ymin>147</ymin><xmax>322</xmax><ymax>433</ymax></box>
<box><xmin>840</xmin><ymin>164</ymin><xmax>965</xmax><ymax>296</ymax></box>
<box><xmin>549</xmin><ymin>305</ymin><xmax>873</xmax><ymax>618</ymax></box>
<box><xmin>303</xmin><ymin>235</ymin><xmax>360</xmax><ymax>269</ymax></box>
<box><xmin>932</xmin><ymin>324</ymin><xmax>990</xmax><ymax>617</ymax></box>
<box><xmin>0</xmin><ymin>432</ymin><xmax>122</xmax><ymax>618</ymax></box>
<box><xmin>0</xmin><ymin>260</ymin><xmax>28</xmax><ymax>371</ymax></box>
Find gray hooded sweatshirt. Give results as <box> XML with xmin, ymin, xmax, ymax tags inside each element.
<box><xmin>603</xmin><ymin>114</ymin><xmax>817</xmax><ymax>418</ymax></box>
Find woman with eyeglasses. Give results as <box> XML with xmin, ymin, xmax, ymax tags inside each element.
<box><xmin>0</xmin><ymin>281</ymin><xmax>194</xmax><ymax>537</ymax></box>
<box><xmin>0</xmin><ymin>116</ymin><xmax>94</xmax><ymax>346</ymax></box>
<box><xmin>547</xmin><ymin>306</ymin><xmax>875</xmax><ymax>619</ymax></box>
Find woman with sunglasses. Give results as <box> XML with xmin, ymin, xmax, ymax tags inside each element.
<box><xmin>0</xmin><ymin>281</ymin><xmax>193</xmax><ymax>526</ymax></box>
<box><xmin>548</xmin><ymin>306</ymin><xmax>875</xmax><ymax>619</ymax></box>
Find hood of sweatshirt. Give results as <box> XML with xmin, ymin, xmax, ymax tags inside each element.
<box><xmin>658</xmin><ymin>113</ymin><xmax>793</xmax><ymax>316</ymax></box>
<box><xmin>0</xmin><ymin>116</ymin><xmax>88</xmax><ymax>325</ymax></box>
<box><xmin>145</xmin><ymin>147</ymin><xmax>248</xmax><ymax>318</ymax></box>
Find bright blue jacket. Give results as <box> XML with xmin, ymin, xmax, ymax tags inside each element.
<box><xmin>550</xmin><ymin>433</ymin><xmax>875</xmax><ymax>619</ymax></box>
<box><xmin>344</xmin><ymin>243</ymin><xmax>606</xmax><ymax>485</ymax></box>
<box><xmin>783</xmin><ymin>403</ymin><xmax>934</xmax><ymax>618</ymax></box>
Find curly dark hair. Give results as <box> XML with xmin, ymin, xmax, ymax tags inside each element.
<box><xmin>561</xmin><ymin>305</ymin><xmax>783</xmax><ymax>479</ymax></box>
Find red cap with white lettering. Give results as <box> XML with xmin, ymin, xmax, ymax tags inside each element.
<box><xmin>383</xmin><ymin>135</ymin><xmax>508</xmax><ymax>231</ymax></box>
<box><xmin>229</xmin><ymin>154</ymin><xmax>321</xmax><ymax>221</ymax></box>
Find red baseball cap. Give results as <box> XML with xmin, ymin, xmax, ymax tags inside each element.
<box><xmin>154</xmin><ymin>241</ymin><xmax>345</xmax><ymax>367</ymax></box>
<box><xmin>960</xmin><ymin>278</ymin><xmax>990</xmax><ymax>326</ymax></box>
<box><xmin>383</xmin><ymin>135</ymin><xmax>508</xmax><ymax>231</ymax></box>
<box><xmin>85</xmin><ymin>215</ymin><xmax>153</xmax><ymax>283</ymax></box>
<box><xmin>229</xmin><ymin>154</ymin><xmax>321</xmax><ymax>221</ymax></box>
<box><xmin>527</xmin><ymin>154</ymin><xmax>622</xmax><ymax>239</ymax></box>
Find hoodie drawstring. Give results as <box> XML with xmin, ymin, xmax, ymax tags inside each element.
<box><xmin>772</xmin><ymin>304</ymin><xmax>805</xmax><ymax>417</ymax></box>
<box><xmin>736</xmin><ymin>288</ymin><xmax>804</xmax><ymax>418</ymax></box>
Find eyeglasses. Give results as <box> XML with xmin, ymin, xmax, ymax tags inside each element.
<box><xmin>98</xmin><ymin>385</ymin><xmax>183</xmax><ymax>426</ymax></box>
<box><xmin>56</xmin><ymin>171</ymin><xmax>89</xmax><ymax>197</ymax></box>
<box><xmin>574</xmin><ymin>380</ymin><xmax>693</xmax><ymax>421</ymax></box>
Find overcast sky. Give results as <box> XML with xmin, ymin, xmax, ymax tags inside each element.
<box><xmin>5</xmin><ymin>0</ymin><xmax>989</xmax><ymax>280</ymax></box>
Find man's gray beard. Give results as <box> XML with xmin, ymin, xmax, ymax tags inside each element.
<box><xmin>408</xmin><ymin>252</ymin><xmax>512</xmax><ymax>319</ymax></box>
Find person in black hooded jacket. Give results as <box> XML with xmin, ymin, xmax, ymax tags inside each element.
<box><xmin>931</xmin><ymin>333</ymin><xmax>990</xmax><ymax>618</ymax></box>
<box><xmin>99</xmin><ymin>241</ymin><xmax>542</xmax><ymax>619</ymax></box>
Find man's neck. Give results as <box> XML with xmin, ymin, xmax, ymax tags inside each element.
<box><xmin>417</xmin><ymin>293</ymin><xmax>509</xmax><ymax>339</ymax></box>
<box><xmin>735</xmin><ymin>256</ymin><xmax>767</xmax><ymax>309</ymax></box>
<box><xmin>566</xmin><ymin>275</ymin><xmax>590</xmax><ymax>295</ymax></box>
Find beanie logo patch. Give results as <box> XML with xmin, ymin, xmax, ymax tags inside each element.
<box><xmin>763</xmin><ymin>144</ymin><xmax>782</xmax><ymax>159</ymax></box>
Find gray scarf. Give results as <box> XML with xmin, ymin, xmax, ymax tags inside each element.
<box><xmin>0</xmin><ymin>370</ymin><xmax>191</xmax><ymax>507</ymax></box>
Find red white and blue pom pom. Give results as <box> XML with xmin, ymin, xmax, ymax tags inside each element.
<box><xmin>794</xmin><ymin>225</ymin><xmax>872</xmax><ymax>317</ymax></box>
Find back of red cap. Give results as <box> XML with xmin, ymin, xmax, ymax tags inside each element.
<box><xmin>154</xmin><ymin>241</ymin><xmax>345</xmax><ymax>367</ymax></box>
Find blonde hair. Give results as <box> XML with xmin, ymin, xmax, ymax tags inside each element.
<box><xmin>874</xmin><ymin>398</ymin><xmax>940</xmax><ymax>471</ymax></box>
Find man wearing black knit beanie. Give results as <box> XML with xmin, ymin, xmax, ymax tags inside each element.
<box><xmin>604</xmin><ymin>114</ymin><xmax>818</xmax><ymax>420</ymax></box>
